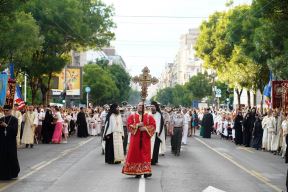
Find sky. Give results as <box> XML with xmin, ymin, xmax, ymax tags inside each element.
<box><xmin>87</xmin><ymin>0</ymin><xmax>252</xmax><ymax>78</ymax></box>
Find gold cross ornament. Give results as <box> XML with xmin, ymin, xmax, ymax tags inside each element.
<box><xmin>132</xmin><ymin>66</ymin><xmax>159</xmax><ymax>100</ymax></box>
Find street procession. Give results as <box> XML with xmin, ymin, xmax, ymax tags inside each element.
<box><xmin>1</xmin><ymin>0</ymin><xmax>288</xmax><ymax>192</ymax></box>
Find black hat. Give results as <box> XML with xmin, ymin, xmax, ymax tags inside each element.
<box><xmin>3</xmin><ymin>105</ymin><xmax>12</xmax><ymax>110</ymax></box>
<box><xmin>121</xmin><ymin>101</ymin><xmax>128</xmax><ymax>106</ymax></box>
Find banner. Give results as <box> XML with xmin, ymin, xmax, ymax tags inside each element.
<box><xmin>0</xmin><ymin>74</ymin><xmax>8</xmax><ymax>106</ymax></box>
<box><xmin>271</xmin><ymin>80</ymin><xmax>288</xmax><ymax>112</ymax></box>
<box><xmin>51</xmin><ymin>67</ymin><xmax>81</xmax><ymax>96</ymax></box>
<box><xmin>15</xmin><ymin>85</ymin><xmax>25</xmax><ymax>110</ymax></box>
<box><xmin>5</xmin><ymin>78</ymin><xmax>16</xmax><ymax>108</ymax></box>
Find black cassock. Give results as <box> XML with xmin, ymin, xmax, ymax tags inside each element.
<box><xmin>42</xmin><ymin>110</ymin><xmax>55</xmax><ymax>144</ymax></box>
<box><xmin>251</xmin><ymin>119</ymin><xmax>263</xmax><ymax>150</ymax></box>
<box><xmin>202</xmin><ymin>113</ymin><xmax>214</xmax><ymax>138</ymax></box>
<box><xmin>76</xmin><ymin>112</ymin><xmax>88</xmax><ymax>138</ymax></box>
<box><xmin>243</xmin><ymin>113</ymin><xmax>255</xmax><ymax>147</ymax></box>
<box><xmin>0</xmin><ymin>115</ymin><xmax>20</xmax><ymax>180</ymax></box>
<box><xmin>234</xmin><ymin>115</ymin><xmax>243</xmax><ymax>145</ymax></box>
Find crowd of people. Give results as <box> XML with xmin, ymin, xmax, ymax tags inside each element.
<box><xmin>1</xmin><ymin>101</ymin><xmax>288</xmax><ymax>183</ymax></box>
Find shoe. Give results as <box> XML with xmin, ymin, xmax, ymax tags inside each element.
<box><xmin>30</xmin><ymin>144</ymin><xmax>33</xmax><ymax>148</ymax></box>
<box><xmin>135</xmin><ymin>175</ymin><xmax>141</xmax><ymax>178</ymax></box>
<box><xmin>144</xmin><ymin>174</ymin><xmax>152</xmax><ymax>178</ymax></box>
<box><xmin>25</xmin><ymin>144</ymin><xmax>29</xmax><ymax>148</ymax></box>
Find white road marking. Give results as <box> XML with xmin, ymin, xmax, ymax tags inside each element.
<box><xmin>0</xmin><ymin>138</ymin><xmax>94</xmax><ymax>192</ymax></box>
<box><xmin>139</xmin><ymin>177</ymin><xmax>145</xmax><ymax>192</ymax></box>
<box><xmin>202</xmin><ymin>186</ymin><xmax>226</xmax><ymax>192</ymax></box>
<box><xmin>30</xmin><ymin>161</ymin><xmax>47</xmax><ymax>170</ymax></box>
<box><xmin>195</xmin><ymin>138</ymin><xmax>282</xmax><ymax>192</ymax></box>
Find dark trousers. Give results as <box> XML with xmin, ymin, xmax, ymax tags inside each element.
<box><xmin>151</xmin><ymin>136</ymin><xmax>161</xmax><ymax>165</ymax></box>
<box><xmin>123</xmin><ymin>126</ymin><xmax>128</xmax><ymax>155</ymax></box>
<box><xmin>171</xmin><ymin>127</ymin><xmax>182</xmax><ymax>155</ymax></box>
<box><xmin>105</xmin><ymin>133</ymin><xmax>114</xmax><ymax>164</ymax></box>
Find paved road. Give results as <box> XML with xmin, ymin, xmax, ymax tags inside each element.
<box><xmin>0</xmin><ymin>133</ymin><xmax>286</xmax><ymax>192</ymax></box>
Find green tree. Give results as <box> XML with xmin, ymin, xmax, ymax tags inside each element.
<box><xmin>83</xmin><ymin>64</ymin><xmax>119</xmax><ymax>105</ymax></box>
<box><xmin>107</xmin><ymin>64</ymin><xmax>131</xmax><ymax>102</ymax></box>
<box><xmin>154</xmin><ymin>87</ymin><xmax>174</xmax><ymax>105</ymax></box>
<box><xmin>185</xmin><ymin>73</ymin><xmax>212</xmax><ymax>100</ymax></box>
<box><xmin>18</xmin><ymin>0</ymin><xmax>115</xmax><ymax>104</ymax></box>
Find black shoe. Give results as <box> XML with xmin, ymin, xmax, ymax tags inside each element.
<box><xmin>135</xmin><ymin>175</ymin><xmax>141</xmax><ymax>178</ymax></box>
<box><xmin>144</xmin><ymin>174</ymin><xmax>152</xmax><ymax>178</ymax></box>
<box><xmin>25</xmin><ymin>144</ymin><xmax>29</xmax><ymax>148</ymax></box>
<box><xmin>30</xmin><ymin>144</ymin><xmax>33</xmax><ymax>148</ymax></box>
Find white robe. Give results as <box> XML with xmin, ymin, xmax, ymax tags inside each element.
<box><xmin>281</xmin><ymin>120</ymin><xmax>288</xmax><ymax>157</ymax></box>
<box><xmin>181</xmin><ymin>113</ymin><xmax>191</xmax><ymax>145</ymax></box>
<box><xmin>262</xmin><ymin>116</ymin><xmax>272</xmax><ymax>150</ymax></box>
<box><xmin>271</xmin><ymin>116</ymin><xmax>282</xmax><ymax>151</ymax></box>
<box><xmin>151</xmin><ymin>112</ymin><xmax>165</xmax><ymax>157</ymax></box>
<box><xmin>21</xmin><ymin>112</ymin><xmax>38</xmax><ymax>144</ymax></box>
<box><xmin>103</xmin><ymin>114</ymin><xmax>124</xmax><ymax>162</ymax></box>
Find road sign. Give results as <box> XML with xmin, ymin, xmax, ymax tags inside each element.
<box><xmin>85</xmin><ymin>87</ymin><xmax>91</xmax><ymax>93</ymax></box>
<box><xmin>215</xmin><ymin>89</ymin><xmax>221</xmax><ymax>98</ymax></box>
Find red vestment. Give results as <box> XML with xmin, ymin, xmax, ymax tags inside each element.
<box><xmin>122</xmin><ymin>113</ymin><xmax>156</xmax><ymax>175</ymax></box>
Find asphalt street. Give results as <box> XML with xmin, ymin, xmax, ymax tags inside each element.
<box><xmin>0</xmin><ymin>133</ymin><xmax>286</xmax><ymax>192</ymax></box>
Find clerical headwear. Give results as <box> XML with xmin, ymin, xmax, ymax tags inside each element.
<box><xmin>3</xmin><ymin>105</ymin><xmax>12</xmax><ymax>110</ymax></box>
<box><xmin>121</xmin><ymin>101</ymin><xmax>128</xmax><ymax>106</ymax></box>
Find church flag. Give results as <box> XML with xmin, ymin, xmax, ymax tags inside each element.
<box><xmin>15</xmin><ymin>84</ymin><xmax>25</xmax><ymax>110</ymax></box>
<box><xmin>263</xmin><ymin>72</ymin><xmax>272</xmax><ymax>107</ymax></box>
<box><xmin>0</xmin><ymin>74</ymin><xmax>8</xmax><ymax>107</ymax></box>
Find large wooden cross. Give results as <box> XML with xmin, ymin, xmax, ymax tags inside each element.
<box><xmin>132</xmin><ymin>66</ymin><xmax>158</xmax><ymax>149</ymax></box>
<box><xmin>132</xmin><ymin>66</ymin><xmax>159</xmax><ymax>101</ymax></box>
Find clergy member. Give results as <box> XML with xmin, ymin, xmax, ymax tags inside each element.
<box><xmin>122</xmin><ymin>101</ymin><xmax>156</xmax><ymax>178</ymax></box>
<box><xmin>21</xmin><ymin>105</ymin><xmax>38</xmax><ymax>148</ymax></box>
<box><xmin>12</xmin><ymin>104</ymin><xmax>22</xmax><ymax>147</ymax></box>
<box><xmin>0</xmin><ymin>105</ymin><xmax>20</xmax><ymax>180</ymax></box>
<box><xmin>150</xmin><ymin>101</ymin><xmax>165</xmax><ymax>165</ymax></box>
<box><xmin>76</xmin><ymin>107</ymin><xmax>88</xmax><ymax>138</ymax></box>
<box><xmin>103</xmin><ymin>103</ymin><xmax>124</xmax><ymax>164</ymax></box>
<box><xmin>201</xmin><ymin>108</ymin><xmax>214</xmax><ymax>138</ymax></box>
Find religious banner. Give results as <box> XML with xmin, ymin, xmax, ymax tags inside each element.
<box><xmin>51</xmin><ymin>67</ymin><xmax>81</xmax><ymax>96</ymax></box>
<box><xmin>5</xmin><ymin>78</ymin><xmax>16</xmax><ymax>108</ymax></box>
<box><xmin>271</xmin><ymin>80</ymin><xmax>288</xmax><ymax>111</ymax></box>
<box><xmin>0</xmin><ymin>74</ymin><xmax>8</xmax><ymax>107</ymax></box>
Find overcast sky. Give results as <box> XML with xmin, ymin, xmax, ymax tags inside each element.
<box><xmin>87</xmin><ymin>0</ymin><xmax>252</xmax><ymax>78</ymax></box>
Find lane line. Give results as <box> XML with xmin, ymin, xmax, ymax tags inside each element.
<box><xmin>30</xmin><ymin>161</ymin><xmax>47</xmax><ymax>170</ymax></box>
<box><xmin>139</xmin><ymin>177</ymin><xmax>145</xmax><ymax>192</ymax></box>
<box><xmin>237</xmin><ymin>147</ymin><xmax>254</xmax><ymax>153</ymax></box>
<box><xmin>251</xmin><ymin>170</ymin><xmax>270</xmax><ymax>182</ymax></box>
<box><xmin>195</xmin><ymin>138</ymin><xmax>282</xmax><ymax>192</ymax></box>
<box><xmin>0</xmin><ymin>138</ymin><xmax>94</xmax><ymax>192</ymax></box>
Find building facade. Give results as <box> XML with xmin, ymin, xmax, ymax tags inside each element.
<box><xmin>158</xmin><ymin>29</ymin><xmax>204</xmax><ymax>89</ymax></box>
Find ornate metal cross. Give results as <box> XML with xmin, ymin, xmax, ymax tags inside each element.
<box><xmin>132</xmin><ymin>66</ymin><xmax>159</xmax><ymax>101</ymax></box>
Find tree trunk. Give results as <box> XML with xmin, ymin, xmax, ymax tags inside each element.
<box><xmin>29</xmin><ymin>77</ymin><xmax>39</xmax><ymax>105</ymax></box>
<box><xmin>46</xmin><ymin>73</ymin><xmax>52</xmax><ymax>105</ymax></box>
<box><xmin>247</xmin><ymin>90</ymin><xmax>251</xmax><ymax>108</ymax></box>
<box><xmin>260</xmin><ymin>90</ymin><xmax>264</xmax><ymax>115</ymax></box>
<box><xmin>253</xmin><ymin>91</ymin><xmax>257</xmax><ymax>107</ymax></box>
<box><xmin>235</xmin><ymin>88</ymin><xmax>243</xmax><ymax>109</ymax></box>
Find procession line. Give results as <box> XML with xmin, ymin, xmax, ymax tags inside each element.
<box><xmin>195</xmin><ymin>138</ymin><xmax>282</xmax><ymax>192</ymax></box>
<box><xmin>0</xmin><ymin>137</ymin><xmax>94</xmax><ymax>192</ymax></box>
<box><xmin>139</xmin><ymin>177</ymin><xmax>146</xmax><ymax>192</ymax></box>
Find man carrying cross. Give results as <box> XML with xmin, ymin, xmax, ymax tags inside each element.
<box><xmin>122</xmin><ymin>101</ymin><xmax>156</xmax><ymax>178</ymax></box>
<box><xmin>122</xmin><ymin>67</ymin><xmax>158</xmax><ymax>178</ymax></box>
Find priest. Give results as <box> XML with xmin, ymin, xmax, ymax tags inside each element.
<box><xmin>103</xmin><ymin>103</ymin><xmax>124</xmax><ymax>164</ymax></box>
<box><xmin>0</xmin><ymin>105</ymin><xmax>20</xmax><ymax>180</ymax></box>
<box><xmin>76</xmin><ymin>107</ymin><xmax>88</xmax><ymax>138</ymax></box>
<box><xmin>122</xmin><ymin>101</ymin><xmax>156</xmax><ymax>178</ymax></box>
<box><xmin>150</xmin><ymin>101</ymin><xmax>165</xmax><ymax>165</ymax></box>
